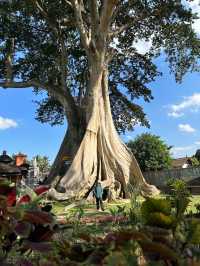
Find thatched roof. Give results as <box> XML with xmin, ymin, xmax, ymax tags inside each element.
<box><xmin>0</xmin><ymin>151</ymin><xmax>13</xmax><ymax>164</ymax></box>
<box><xmin>171</xmin><ymin>157</ymin><xmax>191</xmax><ymax>168</ymax></box>
<box><xmin>0</xmin><ymin>162</ymin><xmax>21</xmax><ymax>176</ymax></box>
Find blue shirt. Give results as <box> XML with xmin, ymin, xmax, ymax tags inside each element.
<box><xmin>93</xmin><ymin>184</ymin><xmax>103</xmax><ymax>199</ymax></box>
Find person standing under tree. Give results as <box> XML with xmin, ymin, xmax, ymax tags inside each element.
<box><xmin>93</xmin><ymin>181</ymin><xmax>104</xmax><ymax>211</ymax></box>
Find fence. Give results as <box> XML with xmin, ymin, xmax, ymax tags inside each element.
<box><xmin>144</xmin><ymin>167</ymin><xmax>200</xmax><ymax>189</ymax></box>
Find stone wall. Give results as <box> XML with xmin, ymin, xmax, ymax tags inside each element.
<box><xmin>144</xmin><ymin>167</ymin><xmax>200</xmax><ymax>193</ymax></box>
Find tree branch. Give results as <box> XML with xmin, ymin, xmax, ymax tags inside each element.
<box><xmin>59</xmin><ymin>35</ymin><xmax>78</xmax><ymax>115</ymax></box>
<box><xmin>109</xmin><ymin>23</ymin><xmax>130</xmax><ymax>37</ymax></box>
<box><xmin>0</xmin><ymin>80</ymin><xmax>80</xmax><ymax>131</ymax></box>
<box><xmin>0</xmin><ymin>80</ymin><xmax>43</xmax><ymax>89</ymax></box>
<box><xmin>110</xmin><ymin>85</ymin><xmax>142</xmax><ymax>114</ymax></box>
<box><xmin>5</xmin><ymin>38</ymin><xmax>15</xmax><ymax>82</ymax></box>
<box><xmin>0</xmin><ymin>80</ymin><xmax>65</xmax><ymax>104</ymax></box>
<box><xmin>34</xmin><ymin>0</ymin><xmax>48</xmax><ymax>19</ymax></box>
<box><xmin>71</xmin><ymin>0</ymin><xmax>90</xmax><ymax>51</ymax></box>
<box><xmin>111</xmin><ymin>3</ymin><xmax>123</xmax><ymax>23</ymax></box>
<box><xmin>90</xmin><ymin>0</ymin><xmax>100</xmax><ymax>39</ymax></box>
<box><xmin>100</xmin><ymin>0</ymin><xmax>118</xmax><ymax>36</ymax></box>
<box><xmin>109</xmin><ymin>12</ymin><xmax>148</xmax><ymax>38</ymax></box>
<box><xmin>64</xmin><ymin>0</ymin><xmax>73</xmax><ymax>7</ymax></box>
<box><xmin>31</xmin><ymin>0</ymin><xmax>58</xmax><ymax>36</ymax></box>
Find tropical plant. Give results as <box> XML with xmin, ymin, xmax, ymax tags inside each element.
<box><xmin>167</xmin><ymin>179</ymin><xmax>191</xmax><ymax>220</ymax></box>
<box><xmin>109</xmin><ymin>205</ymin><xmax>127</xmax><ymax>226</ymax></box>
<box><xmin>190</xmin><ymin>156</ymin><xmax>200</xmax><ymax>167</ymax></box>
<box><xmin>0</xmin><ymin>179</ymin><xmax>56</xmax><ymax>265</ymax></box>
<box><xmin>126</xmin><ymin>183</ymin><xmax>142</xmax><ymax>226</ymax></box>
<box><xmin>195</xmin><ymin>203</ymin><xmax>200</xmax><ymax>215</ymax></box>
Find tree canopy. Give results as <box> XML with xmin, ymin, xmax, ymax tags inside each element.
<box><xmin>127</xmin><ymin>133</ymin><xmax>172</xmax><ymax>172</ymax></box>
<box><xmin>0</xmin><ymin>0</ymin><xmax>199</xmax><ymax>133</ymax></box>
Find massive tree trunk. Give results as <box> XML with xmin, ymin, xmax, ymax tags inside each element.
<box><xmin>48</xmin><ymin>58</ymin><xmax>159</xmax><ymax>200</ymax></box>
<box><xmin>47</xmin><ymin>127</ymin><xmax>80</xmax><ymax>184</ymax></box>
<box><xmin>47</xmin><ymin>1</ymin><xmax>159</xmax><ymax>201</ymax></box>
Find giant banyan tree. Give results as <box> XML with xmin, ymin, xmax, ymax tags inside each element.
<box><xmin>0</xmin><ymin>0</ymin><xmax>200</xmax><ymax>199</ymax></box>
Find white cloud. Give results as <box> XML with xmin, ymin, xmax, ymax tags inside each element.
<box><xmin>168</xmin><ymin>111</ymin><xmax>184</xmax><ymax>118</ymax></box>
<box><xmin>133</xmin><ymin>39</ymin><xmax>152</xmax><ymax>55</ymax></box>
<box><xmin>112</xmin><ymin>37</ymin><xmax>152</xmax><ymax>55</ymax></box>
<box><xmin>185</xmin><ymin>0</ymin><xmax>200</xmax><ymax>35</ymax></box>
<box><xmin>192</xmin><ymin>17</ymin><xmax>200</xmax><ymax>35</ymax></box>
<box><xmin>171</xmin><ymin>145</ymin><xmax>194</xmax><ymax>153</ymax></box>
<box><xmin>171</xmin><ymin>137</ymin><xmax>200</xmax><ymax>157</ymax></box>
<box><xmin>178</xmin><ymin>123</ymin><xmax>196</xmax><ymax>133</ymax></box>
<box><xmin>168</xmin><ymin>93</ymin><xmax>200</xmax><ymax>117</ymax></box>
<box><xmin>0</xmin><ymin>116</ymin><xmax>18</xmax><ymax>130</ymax></box>
<box><xmin>171</xmin><ymin>145</ymin><xmax>195</xmax><ymax>157</ymax></box>
<box><xmin>187</xmin><ymin>0</ymin><xmax>200</xmax><ymax>10</ymax></box>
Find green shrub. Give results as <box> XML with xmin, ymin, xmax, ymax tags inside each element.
<box><xmin>141</xmin><ymin>198</ymin><xmax>171</xmax><ymax>217</ymax></box>
<box><xmin>195</xmin><ymin>203</ymin><xmax>200</xmax><ymax>214</ymax></box>
<box><xmin>145</xmin><ymin>212</ymin><xmax>175</xmax><ymax>229</ymax></box>
<box><xmin>187</xmin><ymin>219</ymin><xmax>200</xmax><ymax>245</ymax></box>
<box><xmin>167</xmin><ymin>179</ymin><xmax>191</xmax><ymax>219</ymax></box>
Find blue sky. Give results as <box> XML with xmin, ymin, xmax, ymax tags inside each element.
<box><xmin>1</xmin><ymin>1</ymin><xmax>200</xmax><ymax>162</ymax></box>
<box><xmin>0</xmin><ymin>89</ymin><xmax>66</xmax><ymax>161</ymax></box>
<box><xmin>121</xmin><ymin>56</ymin><xmax>200</xmax><ymax>158</ymax></box>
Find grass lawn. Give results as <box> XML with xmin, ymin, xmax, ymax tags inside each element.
<box><xmin>52</xmin><ymin>195</ymin><xmax>200</xmax><ymax>218</ymax></box>
<box><xmin>53</xmin><ymin>195</ymin><xmax>200</xmax><ymax>217</ymax></box>
<box><xmin>52</xmin><ymin>199</ymin><xmax>130</xmax><ymax>217</ymax></box>
<box><xmin>49</xmin><ymin>195</ymin><xmax>200</xmax><ymax>238</ymax></box>
<box><xmin>188</xmin><ymin>195</ymin><xmax>200</xmax><ymax>212</ymax></box>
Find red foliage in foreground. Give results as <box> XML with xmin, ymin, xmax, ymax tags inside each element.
<box><xmin>6</xmin><ymin>187</ymin><xmax>16</xmax><ymax>206</ymax></box>
<box><xmin>34</xmin><ymin>185</ymin><xmax>50</xmax><ymax>195</ymax></box>
<box><xmin>18</xmin><ymin>194</ymin><xmax>31</xmax><ymax>204</ymax></box>
<box><xmin>0</xmin><ymin>179</ymin><xmax>55</xmax><ymax>263</ymax></box>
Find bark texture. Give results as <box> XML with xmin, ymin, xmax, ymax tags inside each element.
<box><xmin>48</xmin><ymin>66</ymin><xmax>159</xmax><ymax>200</ymax></box>
<box><xmin>47</xmin><ymin>127</ymin><xmax>81</xmax><ymax>184</ymax></box>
